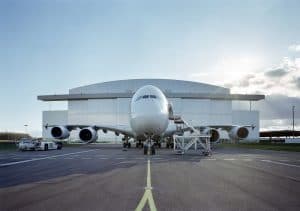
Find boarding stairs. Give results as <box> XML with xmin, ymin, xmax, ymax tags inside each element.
<box><xmin>170</xmin><ymin>115</ymin><xmax>211</xmax><ymax>155</ymax></box>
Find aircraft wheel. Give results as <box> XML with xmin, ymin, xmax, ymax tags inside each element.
<box><xmin>151</xmin><ymin>146</ymin><xmax>155</xmax><ymax>155</ymax></box>
<box><xmin>128</xmin><ymin>143</ymin><xmax>131</xmax><ymax>148</ymax></box>
<box><xmin>158</xmin><ymin>143</ymin><xmax>161</xmax><ymax>148</ymax></box>
<box><xmin>123</xmin><ymin>142</ymin><xmax>127</xmax><ymax>148</ymax></box>
<box><xmin>143</xmin><ymin>145</ymin><xmax>148</xmax><ymax>155</ymax></box>
<box><xmin>44</xmin><ymin>144</ymin><xmax>48</xmax><ymax>151</ymax></box>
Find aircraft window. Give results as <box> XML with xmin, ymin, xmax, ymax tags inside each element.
<box><xmin>135</xmin><ymin>95</ymin><xmax>157</xmax><ymax>101</ymax></box>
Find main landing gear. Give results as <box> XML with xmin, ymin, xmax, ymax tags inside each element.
<box><xmin>122</xmin><ymin>137</ymin><xmax>131</xmax><ymax>149</ymax></box>
<box><xmin>123</xmin><ymin>142</ymin><xmax>131</xmax><ymax>148</ymax></box>
<box><xmin>136</xmin><ymin>141</ymin><xmax>143</xmax><ymax>148</ymax></box>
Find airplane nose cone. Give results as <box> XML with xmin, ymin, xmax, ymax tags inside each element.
<box><xmin>130</xmin><ymin>102</ymin><xmax>169</xmax><ymax>135</ymax></box>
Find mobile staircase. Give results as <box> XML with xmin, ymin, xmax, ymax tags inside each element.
<box><xmin>171</xmin><ymin>116</ymin><xmax>212</xmax><ymax>156</ymax></box>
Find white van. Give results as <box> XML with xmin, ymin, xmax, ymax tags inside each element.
<box><xmin>17</xmin><ymin>138</ymin><xmax>62</xmax><ymax>151</ymax></box>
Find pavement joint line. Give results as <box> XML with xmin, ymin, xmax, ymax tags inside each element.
<box><xmin>0</xmin><ymin>149</ymin><xmax>99</xmax><ymax>167</ymax></box>
<box><xmin>261</xmin><ymin>159</ymin><xmax>300</xmax><ymax>168</ymax></box>
<box><xmin>135</xmin><ymin>159</ymin><xmax>157</xmax><ymax>211</ymax></box>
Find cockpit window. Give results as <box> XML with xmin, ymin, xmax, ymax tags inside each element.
<box><xmin>135</xmin><ymin>94</ymin><xmax>158</xmax><ymax>101</ymax></box>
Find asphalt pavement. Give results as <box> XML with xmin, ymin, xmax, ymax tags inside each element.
<box><xmin>0</xmin><ymin>144</ymin><xmax>299</xmax><ymax>211</ymax></box>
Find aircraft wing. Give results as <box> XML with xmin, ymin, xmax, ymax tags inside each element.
<box><xmin>195</xmin><ymin>125</ymin><xmax>256</xmax><ymax>131</ymax></box>
<box><xmin>162</xmin><ymin>124</ymin><xmax>255</xmax><ymax>138</ymax></box>
<box><xmin>45</xmin><ymin>124</ymin><xmax>135</xmax><ymax>138</ymax></box>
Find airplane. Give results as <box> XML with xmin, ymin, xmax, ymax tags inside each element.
<box><xmin>45</xmin><ymin>85</ymin><xmax>253</xmax><ymax>155</ymax></box>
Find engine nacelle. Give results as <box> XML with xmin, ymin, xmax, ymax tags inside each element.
<box><xmin>79</xmin><ymin>127</ymin><xmax>98</xmax><ymax>143</ymax></box>
<box><xmin>229</xmin><ymin>126</ymin><xmax>249</xmax><ymax>140</ymax></box>
<box><xmin>202</xmin><ymin>128</ymin><xmax>220</xmax><ymax>142</ymax></box>
<box><xmin>50</xmin><ymin>126</ymin><xmax>70</xmax><ymax>139</ymax></box>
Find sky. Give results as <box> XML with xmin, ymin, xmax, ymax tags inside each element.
<box><xmin>1</xmin><ymin>0</ymin><xmax>300</xmax><ymax>136</ymax></box>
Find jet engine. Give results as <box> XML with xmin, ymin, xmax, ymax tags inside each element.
<box><xmin>79</xmin><ymin>127</ymin><xmax>98</xmax><ymax>143</ymax></box>
<box><xmin>229</xmin><ymin>126</ymin><xmax>249</xmax><ymax>140</ymax></box>
<box><xmin>202</xmin><ymin>128</ymin><xmax>220</xmax><ymax>142</ymax></box>
<box><xmin>50</xmin><ymin>126</ymin><xmax>70</xmax><ymax>139</ymax></box>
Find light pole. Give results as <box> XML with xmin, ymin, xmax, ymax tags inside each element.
<box><xmin>292</xmin><ymin>106</ymin><xmax>295</xmax><ymax>139</ymax></box>
<box><xmin>24</xmin><ymin>124</ymin><xmax>28</xmax><ymax>135</ymax></box>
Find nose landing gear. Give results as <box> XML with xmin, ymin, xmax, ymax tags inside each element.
<box><xmin>143</xmin><ymin>139</ymin><xmax>156</xmax><ymax>155</ymax></box>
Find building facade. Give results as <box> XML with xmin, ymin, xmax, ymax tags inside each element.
<box><xmin>38</xmin><ymin>79</ymin><xmax>264</xmax><ymax>142</ymax></box>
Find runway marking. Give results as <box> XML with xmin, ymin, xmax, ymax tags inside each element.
<box><xmin>135</xmin><ymin>159</ymin><xmax>157</xmax><ymax>211</ymax></box>
<box><xmin>261</xmin><ymin>160</ymin><xmax>300</xmax><ymax>168</ymax></box>
<box><xmin>242</xmin><ymin>159</ymin><xmax>253</xmax><ymax>161</ymax></box>
<box><xmin>0</xmin><ymin>149</ymin><xmax>98</xmax><ymax>167</ymax></box>
<box><xmin>113</xmin><ymin>161</ymin><xmax>134</xmax><ymax>165</ymax></box>
<box><xmin>224</xmin><ymin>158</ymin><xmax>236</xmax><ymax>161</ymax></box>
<box><xmin>205</xmin><ymin>158</ymin><xmax>216</xmax><ymax>161</ymax></box>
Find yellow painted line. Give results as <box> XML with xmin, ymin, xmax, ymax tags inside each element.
<box><xmin>135</xmin><ymin>159</ymin><xmax>157</xmax><ymax>211</ymax></box>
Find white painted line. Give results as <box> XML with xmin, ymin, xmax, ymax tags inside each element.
<box><xmin>205</xmin><ymin>158</ymin><xmax>216</xmax><ymax>161</ymax></box>
<box><xmin>261</xmin><ymin>160</ymin><xmax>300</xmax><ymax>168</ymax></box>
<box><xmin>279</xmin><ymin>160</ymin><xmax>289</xmax><ymax>162</ymax></box>
<box><xmin>99</xmin><ymin>157</ymin><xmax>108</xmax><ymax>160</ymax></box>
<box><xmin>116</xmin><ymin>157</ymin><xmax>125</xmax><ymax>159</ymax></box>
<box><xmin>0</xmin><ymin>149</ymin><xmax>98</xmax><ymax>167</ymax></box>
<box><xmin>224</xmin><ymin>158</ymin><xmax>236</xmax><ymax>161</ymax></box>
<box><xmin>242</xmin><ymin>159</ymin><xmax>253</xmax><ymax>161</ymax></box>
<box><xmin>114</xmin><ymin>161</ymin><xmax>134</xmax><ymax>164</ymax></box>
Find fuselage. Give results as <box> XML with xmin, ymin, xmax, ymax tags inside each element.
<box><xmin>130</xmin><ymin>85</ymin><xmax>169</xmax><ymax>138</ymax></box>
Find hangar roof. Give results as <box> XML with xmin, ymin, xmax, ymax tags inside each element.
<box><xmin>38</xmin><ymin>79</ymin><xmax>265</xmax><ymax>101</ymax></box>
<box><xmin>38</xmin><ymin>93</ymin><xmax>264</xmax><ymax>101</ymax></box>
<box><xmin>69</xmin><ymin>79</ymin><xmax>230</xmax><ymax>94</ymax></box>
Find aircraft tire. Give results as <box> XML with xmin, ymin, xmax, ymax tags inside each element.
<box><xmin>144</xmin><ymin>145</ymin><xmax>148</xmax><ymax>155</ymax></box>
<box><xmin>128</xmin><ymin>143</ymin><xmax>131</xmax><ymax>148</ymax></box>
<box><xmin>151</xmin><ymin>146</ymin><xmax>155</xmax><ymax>155</ymax></box>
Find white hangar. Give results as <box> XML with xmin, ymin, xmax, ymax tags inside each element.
<box><xmin>38</xmin><ymin>79</ymin><xmax>265</xmax><ymax>142</ymax></box>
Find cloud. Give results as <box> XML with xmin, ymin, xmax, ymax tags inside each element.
<box><xmin>233</xmin><ymin>95</ymin><xmax>300</xmax><ymax>130</ymax></box>
<box><xmin>264</xmin><ymin>68</ymin><xmax>288</xmax><ymax>77</ymax></box>
<box><xmin>224</xmin><ymin>55</ymin><xmax>300</xmax><ymax>130</ymax></box>
<box><xmin>288</xmin><ymin>44</ymin><xmax>300</xmax><ymax>52</ymax></box>
<box><xmin>225</xmin><ymin>57</ymin><xmax>300</xmax><ymax>97</ymax></box>
<box><xmin>293</xmin><ymin>77</ymin><xmax>300</xmax><ymax>89</ymax></box>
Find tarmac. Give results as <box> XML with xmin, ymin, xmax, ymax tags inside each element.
<box><xmin>0</xmin><ymin>144</ymin><xmax>300</xmax><ymax>211</ymax></box>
